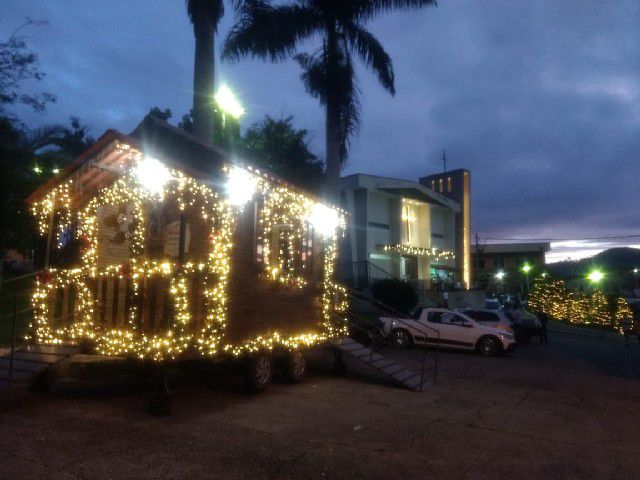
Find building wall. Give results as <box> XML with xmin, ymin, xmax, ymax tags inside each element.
<box><xmin>340</xmin><ymin>175</ymin><xmax>461</xmax><ymax>289</ymax></box>
<box><xmin>419</xmin><ymin>169</ymin><xmax>471</xmax><ymax>288</ymax></box>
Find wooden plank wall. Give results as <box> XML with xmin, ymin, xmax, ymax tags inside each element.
<box><xmin>225</xmin><ymin>202</ymin><xmax>325</xmax><ymax>345</ymax></box>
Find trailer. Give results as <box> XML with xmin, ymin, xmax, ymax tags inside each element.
<box><xmin>26</xmin><ymin>115</ymin><xmax>348</xmax><ymax>406</ymax></box>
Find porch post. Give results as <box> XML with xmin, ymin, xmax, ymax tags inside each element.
<box><xmin>178</xmin><ymin>212</ymin><xmax>186</xmax><ymax>264</ymax></box>
<box><xmin>43</xmin><ymin>209</ymin><xmax>55</xmax><ymax>269</ymax></box>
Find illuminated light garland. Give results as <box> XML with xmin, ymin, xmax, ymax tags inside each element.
<box><xmin>528</xmin><ymin>275</ymin><xmax>623</xmax><ymax>329</ymax></box>
<box><xmin>615</xmin><ymin>297</ymin><xmax>633</xmax><ymax>333</ymax></box>
<box><xmin>31</xmin><ymin>179</ymin><xmax>74</xmax><ymax>247</ymax></box>
<box><xmin>382</xmin><ymin>244</ymin><xmax>455</xmax><ymax>261</ymax></box>
<box><xmin>30</xmin><ymin>159</ymin><xmax>348</xmax><ymax>360</ymax></box>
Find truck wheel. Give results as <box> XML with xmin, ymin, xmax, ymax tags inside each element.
<box><xmin>477</xmin><ymin>336</ymin><xmax>502</xmax><ymax>356</ymax></box>
<box><xmin>391</xmin><ymin>329</ymin><xmax>411</xmax><ymax>349</ymax></box>
<box><xmin>243</xmin><ymin>354</ymin><xmax>272</xmax><ymax>393</ymax></box>
<box><xmin>281</xmin><ymin>351</ymin><xmax>306</xmax><ymax>383</ymax></box>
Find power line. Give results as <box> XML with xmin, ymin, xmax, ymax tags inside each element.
<box><xmin>481</xmin><ymin>234</ymin><xmax>640</xmax><ymax>242</ymax></box>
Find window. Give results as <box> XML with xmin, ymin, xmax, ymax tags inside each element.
<box><xmin>401</xmin><ymin>204</ymin><xmax>416</xmax><ymax>243</ymax></box>
<box><xmin>438</xmin><ymin>178</ymin><xmax>443</xmax><ymax>193</ymax></box>
<box><xmin>447</xmin><ymin>176</ymin><xmax>452</xmax><ymax>192</ymax></box>
<box><xmin>464</xmin><ymin>310</ymin><xmax>498</xmax><ymax>322</ymax></box>
<box><xmin>428</xmin><ymin>312</ymin><xmax>468</xmax><ymax>325</ymax></box>
<box><xmin>431</xmin><ymin>180</ymin><xmax>435</xmax><ymax>190</ymax></box>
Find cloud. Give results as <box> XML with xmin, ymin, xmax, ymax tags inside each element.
<box><xmin>2</xmin><ymin>0</ymin><xmax>639</xmax><ymax>258</ymax></box>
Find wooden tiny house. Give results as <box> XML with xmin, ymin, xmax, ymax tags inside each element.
<box><xmin>27</xmin><ymin>116</ymin><xmax>347</xmax><ymax>371</ymax></box>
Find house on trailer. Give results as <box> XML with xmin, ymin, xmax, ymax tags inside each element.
<box><xmin>26</xmin><ymin>115</ymin><xmax>348</xmax><ymax>382</ymax></box>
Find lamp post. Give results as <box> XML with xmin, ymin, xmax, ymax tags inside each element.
<box><xmin>633</xmin><ymin>268</ymin><xmax>638</xmax><ymax>289</ymax></box>
<box><xmin>521</xmin><ymin>262</ymin><xmax>532</xmax><ymax>299</ymax></box>
<box><xmin>495</xmin><ymin>270</ymin><xmax>506</xmax><ymax>296</ymax></box>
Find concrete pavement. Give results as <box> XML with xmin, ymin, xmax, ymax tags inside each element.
<box><xmin>0</xmin><ymin>330</ymin><xmax>639</xmax><ymax>479</ymax></box>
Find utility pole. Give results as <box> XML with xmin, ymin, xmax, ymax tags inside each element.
<box><xmin>441</xmin><ymin>149</ymin><xmax>448</xmax><ymax>174</ymax></box>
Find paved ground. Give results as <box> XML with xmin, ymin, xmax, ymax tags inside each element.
<box><xmin>1</xmin><ymin>328</ymin><xmax>640</xmax><ymax>480</ymax></box>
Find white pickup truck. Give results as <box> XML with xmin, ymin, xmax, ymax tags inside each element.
<box><xmin>379</xmin><ymin>307</ymin><xmax>516</xmax><ymax>356</ymax></box>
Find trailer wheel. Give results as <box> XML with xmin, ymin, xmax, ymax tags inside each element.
<box><xmin>243</xmin><ymin>354</ymin><xmax>272</xmax><ymax>393</ymax></box>
<box><xmin>281</xmin><ymin>351</ymin><xmax>306</xmax><ymax>383</ymax></box>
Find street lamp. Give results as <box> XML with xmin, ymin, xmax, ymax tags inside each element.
<box><xmin>633</xmin><ymin>268</ymin><xmax>638</xmax><ymax>289</ymax></box>
<box><xmin>214</xmin><ymin>84</ymin><xmax>245</xmax><ymax>120</ymax></box>
<box><xmin>495</xmin><ymin>270</ymin><xmax>506</xmax><ymax>281</ymax></box>
<box><xmin>521</xmin><ymin>263</ymin><xmax>532</xmax><ymax>298</ymax></box>
<box><xmin>587</xmin><ymin>269</ymin><xmax>604</xmax><ymax>284</ymax></box>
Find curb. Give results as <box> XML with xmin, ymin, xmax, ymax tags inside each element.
<box><xmin>549</xmin><ymin>322</ymin><xmax>623</xmax><ymax>342</ymax></box>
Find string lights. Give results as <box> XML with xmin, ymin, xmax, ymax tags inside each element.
<box><xmin>30</xmin><ymin>155</ymin><xmax>347</xmax><ymax>360</ymax></box>
<box><xmin>528</xmin><ymin>275</ymin><xmax>630</xmax><ymax>330</ymax></box>
<box><xmin>382</xmin><ymin>244</ymin><xmax>455</xmax><ymax>261</ymax></box>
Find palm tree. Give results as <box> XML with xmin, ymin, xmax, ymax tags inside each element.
<box><xmin>186</xmin><ymin>0</ymin><xmax>225</xmax><ymax>143</ymax></box>
<box><xmin>222</xmin><ymin>0</ymin><xmax>436</xmax><ymax>199</ymax></box>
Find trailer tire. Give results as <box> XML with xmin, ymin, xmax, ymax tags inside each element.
<box><xmin>281</xmin><ymin>351</ymin><xmax>305</xmax><ymax>383</ymax></box>
<box><xmin>243</xmin><ymin>354</ymin><xmax>272</xmax><ymax>393</ymax></box>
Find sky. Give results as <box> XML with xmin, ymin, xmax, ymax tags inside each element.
<box><xmin>2</xmin><ymin>0</ymin><xmax>639</xmax><ymax>263</ymax></box>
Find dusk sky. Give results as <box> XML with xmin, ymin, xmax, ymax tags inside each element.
<box><xmin>2</xmin><ymin>1</ymin><xmax>639</xmax><ymax>262</ymax></box>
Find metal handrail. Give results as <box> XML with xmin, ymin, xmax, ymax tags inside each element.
<box><xmin>337</xmin><ymin>287</ymin><xmax>441</xmax><ymax>390</ymax></box>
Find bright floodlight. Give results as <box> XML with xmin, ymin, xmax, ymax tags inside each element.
<box><xmin>634</xmin><ymin>268</ymin><xmax>639</xmax><ymax>274</ymax></box>
<box><xmin>226</xmin><ymin>166</ymin><xmax>257</xmax><ymax>206</ymax></box>
<box><xmin>587</xmin><ymin>269</ymin><xmax>604</xmax><ymax>283</ymax></box>
<box><xmin>308</xmin><ymin>203</ymin><xmax>339</xmax><ymax>237</ymax></box>
<box><xmin>215</xmin><ymin>84</ymin><xmax>245</xmax><ymax>119</ymax></box>
<box><xmin>135</xmin><ymin>156</ymin><xmax>171</xmax><ymax>195</ymax></box>
<box><xmin>495</xmin><ymin>270</ymin><xmax>506</xmax><ymax>280</ymax></box>
<box><xmin>521</xmin><ymin>263</ymin><xmax>532</xmax><ymax>274</ymax></box>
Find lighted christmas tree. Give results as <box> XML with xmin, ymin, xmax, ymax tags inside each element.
<box><xmin>566</xmin><ymin>291</ymin><xmax>588</xmax><ymax>325</ymax></box>
<box><xmin>549</xmin><ymin>279</ymin><xmax>567</xmax><ymax>320</ymax></box>
<box><xmin>614</xmin><ymin>297</ymin><xmax>633</xmax><ymax>332</ymax></box>
<box><xmin>588</xmin><ymin>290</ymin><xmax>610</xmax><ymax>326</ymax></box>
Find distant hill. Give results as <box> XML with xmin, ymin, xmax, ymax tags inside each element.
<box><xmin>547</xmin><ymin>247</ymin><xmax>640</xmax><ymax>278</ymax></box>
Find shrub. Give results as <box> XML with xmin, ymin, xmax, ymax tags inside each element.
<box><xmin>371</xmin><ymin>278</ymin><xmax>418</xmax><ymax>315</ymax></box>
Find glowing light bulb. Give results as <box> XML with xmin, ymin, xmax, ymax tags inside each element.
<box><xmin>134</xmin><ymin>157</ymin><xmax>171</xmax><ymax>195</ymax></box>
<box><xmin>215</xmin><ymin>84</ymin><xmax>245</xmax><ymax>119</ymax></box>
<box><xmin>587</xmin><ymin>270</ymin><xmax>604</xmax><ymax>283</ymax></box>
<box><xmin>226</xmin><ymin>166</ymin><xmax>257</xmax><ymax>206</ymax></box>
<box><xmin>308</xmin><ymin>203</ymin><xmax>339</xmax><ymax>237</ymax></box>
<box><xmin>495</xmin><ymin>270</ymin><xmax>506</xmax><ymax>280</ymax></box>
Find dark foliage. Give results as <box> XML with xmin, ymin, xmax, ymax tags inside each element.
<box><xmin>0</xmin><ymin>20</ymin><xmax>56</xmax><ymax>115</ymax></box>
<box><xmin>371</xmin><ymin>278</ymin><xmax>418</xmax><ymax>315</ymax></box>
<box><xmin>241</xmin><ymin>115</ymin><xmax>324</xmax><ymax>193</ymax></box>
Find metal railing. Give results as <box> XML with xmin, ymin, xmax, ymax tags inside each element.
<box><xmin>1</xmin><ymin>271</ymin><xmax>38</xmax><ymax>386</ymax></box>
<box><xmin>337</xmin><ymin>285</ymin><xmax>441</xmax><ymax>390</ymax></box>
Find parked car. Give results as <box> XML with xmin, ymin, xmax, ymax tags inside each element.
<box><xmin>379</xmin><ymin>308</ymin><xmax>516</xmax><ymax>356</ymax></box>
<box><xmin>458</xmin><ymin>309</ymin><xmax>514</xmax><ymax>333</ymax></box>
<box><xmin>504</xmin><ymin>309</ymin><xmax>541</xmax><ymax>343</ymax></box>
<box><xmin>485</xmin><ymin>298</ymin><xmax>503</xmax><ymax>311</ymax></box>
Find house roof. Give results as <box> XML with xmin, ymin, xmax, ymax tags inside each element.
<box><xmin>27</xmin><ymin>114</ymin><xmax>337</xmax><ymax>210</ymax></box>
<box><xmin>471</xmin><ymin>242</ymin><xmax>551</xmax><ymax>254</ymax></box>
<box><xmin>340</xmin><ymin>173</ymin><xmax>461</xmax><ymax>212</ymax></box>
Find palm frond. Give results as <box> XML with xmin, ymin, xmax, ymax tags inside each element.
<box><xmin>343</xmin><ymin>23</ymin><xmax>395</xmax><ymax>95</ymax></box>
<box><xmin>186</xmin><ymin>0</ymin><xmax>225</xmax><ymax>27</ymax></box>
<box><xmin>349</xmin><ymin>0</ymin><xmax>437</xmax><ymax>21</ymax></box>
<box><xmin>223</xmin><ymin>1</ymin><xmax>321</xmax><ymax>63</ymax></box>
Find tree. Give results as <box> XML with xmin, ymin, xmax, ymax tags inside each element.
<box><xmin>223</xmin><ymin>0</ymin><xmax>436</xmax><ymax>199</ymax></box>
<box><xmin>186</xmin><ymin>0</ymin><xmax>225</xmax><ymax>143</ymax></box>
<box><xmin>0</xmin><ymin>20</ymin><xmax>56</xmax><ymax>116</ymax></box>
<box><xmin>241</xmin><ymin>115</ymin><xmax>324</xmax><ymax>192</ymax></box>
<box><xmin>0</xmin><ymin>116</ymin><xmax>94</xmax><ymax>254</ymax></box>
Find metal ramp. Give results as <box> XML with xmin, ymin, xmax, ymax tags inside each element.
<box><xmin>0</xmin><ymin>344</ymin><xmax>79</xmax><ymax>388</ymax></box>
<box><xmin>334</xmin><ymin>338</ymin><xmax>431</xmax><ymax>392</ymax></box>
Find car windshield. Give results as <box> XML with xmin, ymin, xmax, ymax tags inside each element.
<box><xmin>464</xmin><ymin>310</ymin><xmax>499</xmax><ymax>322</ymax></box>
<box><xmin>485</xmin><ymin>300</ymin><xmax>501</xmax><ymax>310</ymax></box>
